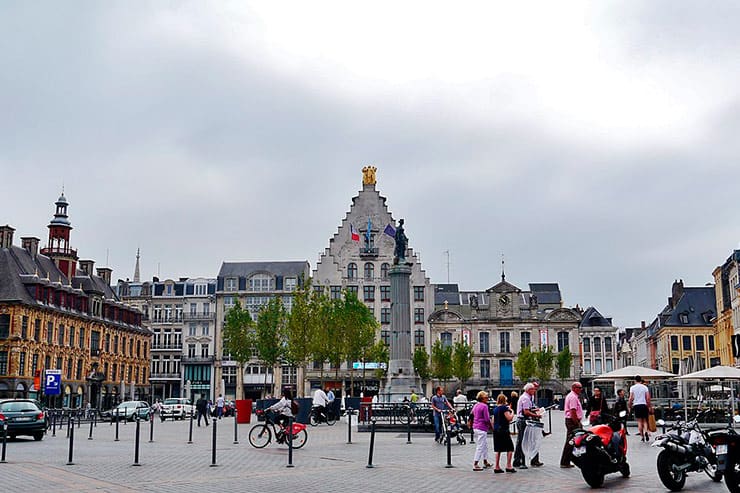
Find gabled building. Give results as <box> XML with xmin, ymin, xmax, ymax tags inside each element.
<box><xmin>0</xmin><ymin>194</ymin><xmax>150</xmax><ymax>408</ymax></box>
<box><xmin>578</xmin><ymin>307</ymin><xmax>619</xmax><ymax>383</ymax></box>
<box><xmin>712</xmin><ymin>251</ymin><xmax>740</xmax><ymax>366</ymax></box>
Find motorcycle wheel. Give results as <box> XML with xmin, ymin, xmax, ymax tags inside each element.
<box><xmin>309</xmin><ymin>413</ymin><xmax>319</xmax><ymax>427</ymax></box>
<box><xmin>657</xmin><ymin>450</ymin><xmax>687</xmax><ymax>491</ymax></box>
<box><xmin>582</xmin><ymin>469</ymin><xmax>604</xmax><ymax>489</ymax></box>
<box><xmin>326</xmin><ymin>413</ymin><xmax>336</xmax><ymax>426</ymax></box>
<box><xmin>620</xmin><ymin>461</ymin><xmax>630</xmax><ymax>478</ymax></box>
<box><xmin>705</xmin><ymin>462</ymin><xmax>723</xmax><ymax>483</ymax></box>
<box><xmin>725</xmin><ymin>454</ymin><xmax>740</xmax><ymax>493</ymax></box>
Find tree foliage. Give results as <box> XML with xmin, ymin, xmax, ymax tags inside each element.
<box><xmin>451</xmin><ymin>341</ymin><xmax>474</xmax><ymax>389</ymax></box>
<box><xmin>514</xmin><ymin>345</ymin><xmax>536</xmax><ymax>382</ymax></box>
<box><xmin>413</xmin><ymin>346</ymin><xmax>431</xmax><ymax>381</ymax></box>
<box><xmin>534</xmin><ymin>345</ymin><xmax>555</xmax><ymax>384</ymax></box>
<box><xmin>556</xmin><ymin>346</ymin><xmax>573</xmax><ymax>381</ymax></box>
<box><xmin>255</xmin><ymin>296</ymin><xmax>287</xmax><ymax>393</ymax></box>
<box><xmin>222</xmin><ymin>298</ymin><xmax>254</xmax><ymax>365</ymax></box>
<box><xmin>431</xmin><ymin>340</ymin><xmax>453</xmax><ymax>383</ymax></box>
<box><xmin>285</xmin><ymin>281</ymin><xmax>321</xmax><ymax>396</ymax></box>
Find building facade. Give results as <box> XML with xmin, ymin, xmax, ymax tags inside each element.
<box><xmin>0</xmin><ymin>194</ymin><xmax>150</xmax><ymax>408</ymax></box>
<box><xmin>712</xmin><ymin>251</ymin><xmax>740</xmax><ymax>367</ymax></box>
<box><xmin>429</xmin><ymin>280</ymin><xmax>582</xmax><ymax>397</ymax></box>
<box><xmin>312</xmin><ymin>167</ymin><xmax>434</xmax><ymax>397</ymax></box>
<box><xmin>578</xmin><ymin>307</ymin><xmax>619</xmax><ymax>382</ymax></box>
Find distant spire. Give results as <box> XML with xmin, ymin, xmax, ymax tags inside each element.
<box><xmin>501</xmin><ymin>254</ymin><xmax>506</xmax><ymax>282</ymax></box>
<box><xmin>134</xmin><ymin>248</ymin><xmax>141</xmax><ymax>282</ymax></box>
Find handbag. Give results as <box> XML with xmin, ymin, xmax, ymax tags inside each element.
<box><xmin>648</xmin><ymin>413</ymin><xmax>657</xmax><ymax>432</ymax></box>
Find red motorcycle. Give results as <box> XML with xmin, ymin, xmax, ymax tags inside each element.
<box><xmin>570</xmin><ymin>411</ymin><xmax>630</xmax><ymax>488</ymax></box>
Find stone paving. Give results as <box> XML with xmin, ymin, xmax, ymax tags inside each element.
<box><xmin>0</xmin><ymin>411</ymin><xmax>731</xmax><ymax>493</ymax></box>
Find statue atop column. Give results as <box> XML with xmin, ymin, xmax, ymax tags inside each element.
<box><xmin>393</xmin><ymin>219</ymin><xmax>408</xmax><ymax>265</ymax></box>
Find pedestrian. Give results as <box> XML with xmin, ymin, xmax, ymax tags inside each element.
<box><xmin>266</xmin><ymin>389</ymin><xmax>294</xmax><ymax>442</ymax></box>
<box><xmin>509</xmin><ymin>391</ymin><xmax>519</xmax><ymax>435</ymax></box>
<box><xmin>513</xmin><ymin>383</ymin><xmax>542</xmax><ymax>468</ymax></box>
<box><xmin>471</xmin><ymin>391</ymin><xmax>493</xmax><ymax>471</ymax></box>
<box><xmin>453</xmin><ymin>389</ymin><xmax>468</xmax><ymax>408</ymax></box>
<box><xmin>492</xmin><ymin>393</ymin><xmax>516</xmax><ymax>473</ymax></box>
<box><xmin>560</xmin><ymin>381</ymin><xmax>584</xmax><ymax>468</ymax></box>
<box><xmin>628</xmin><ymin>375</ymin><xmax>652</xmax><ymax>441</ymax></box>
<box><xmin>613</xmin><ymin>388</ymin><xmax>629</xmax><ymax>435</ymax></box>
<box><xmin>431</xmin><ymin>386</ymin><xmax>454</xmax><ymax>443</ymax></box>
<box><xmin>216</xmin><ymin>394</ymin><xmax>225</xmax><ymax>419</ymax></box>
<box><xmin>195</xmin><ymin>396</ymin><xmax>209</xmax><ymax>427</ymax></box>
<box><xmin>587</xmin><ymin>386</ymin><xmax>608</xmax><ymax>424</ymax></box>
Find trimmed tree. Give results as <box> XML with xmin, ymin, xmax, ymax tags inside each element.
<box><xmin>556</xmin><ymin>346</ymin><xmax>573</xmax><ymax>388</ymax></box>
<box><xmin>514</xmin><ymin>345</ymin><xmax>536</xmax><ymax>383</ymax></box>
<box><xmin>534</xmin><ymin>345</ymin><xmax>555</xmax><ymax>390</ymax></box>
<box><xmin>285</xmin><ymin>281</ymin><xmax>321</xmax><ymax>397</ymax></box>
<box><xmin>254</xmin><ymin>296</ymin><xmax>287</xmax><ymax>397</ymax></box>
<box><xmin>451</xmin><ymin>341</ymin><xmax>474</xmax><ymax>391</ymax></box>
<box><xmin>431</xmin><ymin>339</ymin><xmax>453</xmax><ymax>388</ymax></box>
<box><xmin>222</xmin><ymin>298</ymin><xmax>254</xmax><ymax>400</ymax></box>
<box><xmin>341</xmin><ymin>291</ymin><xmax>378</xmax><ymax>397</ymax></box>
<box><xmin>413</xmin><ymin>346</ymin><xmax>431</xmax><ymax>383</ymax></box>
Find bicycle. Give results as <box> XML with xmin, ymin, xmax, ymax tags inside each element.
<box><xmin>249</xmin><ymin>409</ymin><xmax>308</xmax><ymax>449</ymax></box>
<box><xmin>309</xmin><ymin>405</ymin><xmax>337</xmax><ymax>426</ymax></box>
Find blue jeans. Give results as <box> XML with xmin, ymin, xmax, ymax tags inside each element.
<box><xmin>434</xmin><ymin>413</ymin><xmax>443</xmax><ymax>440</ymax></box>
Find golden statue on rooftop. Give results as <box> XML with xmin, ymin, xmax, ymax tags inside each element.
<box><xmin>362</xmin><ymin>165</ymin><xmax>377</xmax><ymax>185</ymax></box>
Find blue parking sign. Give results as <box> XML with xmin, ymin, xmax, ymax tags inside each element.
<box><xmin>45</xmin><ymin>369</ymin><xmax>62</xmax><ymax>395</ymax></box>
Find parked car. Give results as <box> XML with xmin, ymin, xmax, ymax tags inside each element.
<box><xmin>0</xmin><ymin>398</ymin><xmax>46</xmax><ymax>441</ymax></box>
<box><xmin>101</xmin><ymin>401</ymin><xmax>151</xmax><ymax>422</ymax></box>
<box><xmin>160</xmin><ymin>398</ymin><xmax>194</xmax><ymax>421</ymax></box>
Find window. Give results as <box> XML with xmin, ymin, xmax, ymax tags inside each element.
<box><xmin>479</xmin><ymin>332</ymin><xmax>490</xmax><ymax>353</ymax></box>
<box><xmin>225</xmin><ymin>278</ymin><xmax>237</xmax><ymax>292</ymax></box>
<box><xmin>76</xmin><ymin>358</ymin><xmax>83</xmax><ymax>380</ymax></box>
<box><xmin>21</xmin><ymin>316</ymin><xmax>28</xmax><ymax>339</ymax></box>
<box><xmin>381</xmin><ymin>263</ymin><xmax>390</xmax><ymax>280</ymax></box>
<box><xmin>69</xmin><ymin>326</ymin><xmax>75</xmax><ymax>347</ymax></box>
<box><xmin>500</xmin><ymin>332</ymin><xmax>511</xmax><ymax>353</ymax></box>
<box><xmin>583</xmin><ymin>337</ymin><xmax>590</xmax><ymax>353</ymax></box>
<box><xmin>414</xmin><ymin>286</ymin><xmax>424</xmax><ymax>302</ymax></box>
<box><xmin>584</xmin><ymin>359</ymin><xmax>592</xmax><ymax>374</ymax></box>
<box><xmin>480</xmin><ymin>359</ymin><xmax>490</xmax><ymax>379</ymax></box>
<box><xmin>440</xmin><ymin>332</ymin><xmax>452</xmax><ymax>348</ymax></box>
<box><xmin>202</xmin><ymin>325</ymin><xmax>209</xmax><ymax>336</ymax></box>
<box><xmin>0</xmin><ymin>314</ymin><xmax>9</xmax><ymax>339</ymax></box>
<box><xmin>380</xmin><ymin>286</ymin><xmax>391</xmax><ymax>301</ymax></box>
<box><xmin>521</xmin><ymin>331</ymin><xmax>531</xmax><ymax>348</ymax></box>
<box><xmin>683</xmin><ymin>335</ymin><xmax>691</xmax><ymax>351</ymax></box>
<box><xmin>557</xmin><ymin>331</ymin><xmax>569</xmax><ymax>352</ymax></box>
<box><xmin>34</xmin><ymin>319</ymin><xmax>40</xmax><ymax>341</ymax></box>
<box><xmin>330</xmin><ymin>286</ymin><xmax>342</xmax><ymax>300</ymax></box>
<box><xmin>679</xmin><ymin>313</ymin><xmax>689</xmax><ymax>324</ymax></box>
<box><xmin>79</xmin><ymin>327</ymin><xmax>85</xmax><ymax>349</ymax></box>
<box><xmin>381</xmin><ymin>330</ymin><xmax>390</xmax><ymax>345</ymax></box>
<box><xmin>606</xmin><ymin>359</ymin><xmax>613</xmax><ymax>372</ymax></box>
<box><xmin>381</xmin><ymin>307</ymin><xmax>390</xmax><ymax>324</ymax></box>
<box><xmin>190</xmin><ymin>303</ymin><xmax>197</xmax><ymax>315</ymax></box>
<box><xmin>604</xmin><ymin>337</ymin><xmax>612</xmax><ymax>353</ymax></box>
<box><xmin>201</xmin><ymin>344</ymin><xmax>209</xmax><ymax>357</ymax></box>
<box><xmin>189</xmin><ymin>323</ymin><xmax>196</xmax><ymax>336</ymax></box>
<box><xmin>284</xmin><ymin>277</ymin><xmax>297</xmax><ymax>292</ymax></box>
<box><xmin>709</xmin><ymin>335</ymin><xmax>715</xmax><ymax>351</ymax></box>
<box><xmin>414</xmin><ymin>308</ymin><xmax>425</xmax><ymax>324</ymax></box>
<box><xmin>31</xmin><ymin>353</ymin><xmax>38</xmax><ymax>374</ymax></box>
<box><xmin>671</xmin><ymin>336</ymin><xmax>679</xmax><ymax>351</ymax></box>
<box><xmin>346</xmin><ymin>285</ymin><xmax>359</xmax><ymax>297</ymax></box>
<box><xmin>593</xmin><ymin>337</ymin><xmax>601</xmax><ymax>353</ymax></box>
<box><xmin>711</xmin><ymin>357</ymin><xmax>721</xmax><ymax>367</ymax></box>
<box><xmin>113</xmin><ymin>335</ymin><xmax>119</xmax><ymax>353</ymax></box>
<box><xmin>672</xmin><ymin>358</ymin><xmax>680</xmax><ymax>374</ymax></box>
<box><xmin>595</xmin><ymin>359</ymin><xmax>603</xmax><ymax>374</ymax></box>
<box><xmin>195</xmin><ymin>283</ymin><xmax>207</xmax><ymax>296</ymax></box>
<box><xmin>695</xmin><ymin>335</ymin><xmax>705</xmax><ymax>351</ymax></box>
<box><xmin>91</xmin><ymin>331</ymin><xmax>100</xmax><ymax>354</ymax></box>
<box><xmin>281</xmin><ymin>365</ymin><xmax>297</xmax><ymax>386</ymax></box>
<box><xmin>347</xmin><ymin>263</ymin><xmax>357</xmax><ymax>279</ymax></box>
<box><xmin>46</xmin><ymin>322</ymin><xmax>53</xmax><ymax>344</ymax></box>
<box><xmin>414</xmin><ymin>329</ymin><xmax>424</xmax><ymax>346</ymax></box>
<box><xmin>0</xmin><ymin>351</ymin><xmax>7</xmax><ymax>374</ymax></box>
<box><xmin>364</xmin><ymin>285</ymin><xmax>375</xmax><ymax>302</ymax></box>
<box><xmin>188</xmin><ymin>344</ymin><xmax>196</xmax><ymax>358</ymax></box>
<box><xmin>66</xmin><ymin>358</ymin><xmax>72</xmax><ymax>379</ymax></box>
<box><xmin>364</xmin><ymin>263</ymin><xmax>374</xmax><ymax>280</ymax></box>
<box><xmin>18</xmin><ymin>352</ymin><xmax>26</xmax><ymax>376</ymax></box>
<box><xmin>58</xmin><ymin>325</ymin><xmax>65</xmax><ymax>345</ymax></box>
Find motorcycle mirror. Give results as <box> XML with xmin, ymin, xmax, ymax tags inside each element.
<box><xmin>656</xmin><ymin>419</ymin><xmax>665</xmax><ymax>426</ymax></box>
<box><xmin>619</xmin><ymin>410</ymin><xmax>627</xmax><ymax>418</ymax></box>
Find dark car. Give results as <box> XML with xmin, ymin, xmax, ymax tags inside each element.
<box><xmin>0</xmin><ymin>398</ymin><xmax>47</xmax><ymax>441</ymax></box>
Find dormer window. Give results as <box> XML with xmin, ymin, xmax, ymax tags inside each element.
<box><xmin>225</xmin><ymin>278</ymin><xmax>237</xmax><ymax>292</ymax></box>
<box><xmin>679</xmin><ymin>312</ymin><xmax>689</xmax><ymax>324</ymax></box>
<box><xmin>249</xmin><ymin>274</ymin><xmax>271</xmax><ymax>292</ymax></box>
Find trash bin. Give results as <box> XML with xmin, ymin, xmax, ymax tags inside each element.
<box><xmin>235</xmin><ymin>399</ymin><xmax>252</xmax><ymax>424</ymax></box>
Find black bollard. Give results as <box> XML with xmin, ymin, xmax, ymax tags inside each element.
<box><xmin>132</xmin><ymin>417</ymin><xmax>141</xmax><ymax>466</ymax></box>
<box><xmin>52</xmin><ymin>413</ymin><xmax>57</xmax><ymax>437</ymax></box>
<box><xmin>77</xmin><ymin>413</ymin><xmax>81</xmax><ymax>429</ymax></box>
<box><xmin>188</xmin><ymin>411</ymin><xmax>194</xmax><ymax>444</ymax></box>
<box><xmin>115</xmin><ymin>409</ymin><xmax>120</xmax><ymax>442</ymax></box>
<box><xmin>406</xmin><ymin>412</ymin><xmax>412</xmax><ymax>444</ymax></box>
<box><xmin>1</xmin><ymin>423</ymin><xmax>7</xmax><ymax>463</ymax></box>
<box><xmin>233</xmin><ymin>410</ymin><xmax>238</xmax><ymax>445</ymax></box>
<box><xmin>366</xmin><ymin>419</ymin><xmax>376</xmax><ymax>468</ymax></box>
<box><xmin>66</xmin><ymin>415</ymin><xmax>71</xmax><ymax>438</ymax></box>
<box><xmin>445</xmin><ymin>422</ymin><xmax>453</xmax><ymax>468</ymax></box>
<box><xmin>347</xmin><ymin>407</ymin><xmax>353</xmax><ymax>444</ymax></box>
<box><xmin>94</xmin><ymin>411</ymin><xmax>97</xmax><ymax>428</ymax></box>
<box><xmin>88</xmin><ymin>417</ymin><xmax>94</xmax><ymax>440</ymax></box>
<box><xmin>66</xmin><ymin>419</ymin><xmax>75</xmax><ymax>465</ymax></box>
<box><xmin>287</xmin><ymin>416</ymin><xmax>294</xmax><ymax>468</ymax></box>
<box><xmin>210</xmin><ymin>418</ymin><xmax>218</xmax><ymax>467</ymax></box>
<box><xmin>148</xmin><ymin>413</ymin><xmax>154</xmax><ymax>443</ymax></box>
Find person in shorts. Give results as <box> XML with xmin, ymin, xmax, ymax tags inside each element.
<box><xmin>628</xmin><ymin>375</ymin><xmax>652</xmax><ymax>441</ymax></box>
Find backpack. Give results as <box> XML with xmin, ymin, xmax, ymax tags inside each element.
<box><xmin>290</xmin><ymin>399</ymin><xmax>300</xmax><ymax>415</ymax></box>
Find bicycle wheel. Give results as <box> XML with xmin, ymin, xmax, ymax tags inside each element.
<box><xmin>326</xmin><ymin>412</ymin><xmax>336</xmax><ymax>426</ymax></box>
<box><xmin>248</xmin><ymin>424</ymin><xmax>272</xmax><ymax>448</ymax></box>
<box><xmin>310</xmin><ymin>412</ymin><xmax>319</xmax><ymax>427</ymax></box>
<box><xmin>291</xmin><ymin>429</ymin><xmax>308</xmax><ymax>449</ymax></box>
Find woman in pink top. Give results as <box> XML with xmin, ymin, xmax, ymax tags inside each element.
<box><xmin>472</xmin><ymin>390</ymin><xmax>493</xmax><ymax>471</ymax></box>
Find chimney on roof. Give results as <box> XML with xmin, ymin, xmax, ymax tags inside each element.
<box><xmin>79</xmin><ymin>259</ymin><xmax>95</xmax><ymax>276</ymax></box>
<box><xmin>641</xmin><ymin>320</ymin><xmax>646</xmax><ymax>329</ymax></box>
<box><xmin>21</xmin><ymin>236</ymin><xmax>40</xmax><ymax>256</ymax></box>
<box><xmin>96</xmin><ymin>267</ymin><xmax>112</xmax><ymax>286</ymax></box>
<box><xmin>0</xmin><ymin>225</ymin><xmax>15</xmax><ymax>249</ymax></box>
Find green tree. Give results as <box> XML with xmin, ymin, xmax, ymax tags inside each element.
<box><xmin>340</xmin><ymin>291</ymin><xmax>378</xmax><ymax>397</ymax></box>
<box><xmin>222</xmin><ymin>298</ymin><xmax>254</xmax><ymax>400</ymax></box>
<box><xmin>451</xmin><ymin>341</ymin><xmax>474</xmax><ymax>391</ymax></box>
<box><xmin>556</xmin><ymin>346</ymin><xmax>573</xmax><ymax>385</ymax></box>
<box><xmin>310</xmin><ymin>295</ymin><xmax>335</xmax><ymax>384</ymax></box>
<box><xmin>534</xmin><ymin>345</ymin><xmax>555</xmax><ymax>388</ymax></box>
<box><xmin>255</xmin><ymin>296</ymin><xmax>287</xmax><ymax>397</ymax></box>
<box><xmin>367</xmin><ymin>340</ymin><xmax>390</xmax><ymax>383</ymax></box>
<box><xmin>413</xmin><ymin>346</ymin><xmax>431</xmax><ymax>382</ymax></box>
<box><xmin>514</xmin><ymin>345</ymin><xmax>536</xmax><ymax>383</ymax></box>
<box><xmin>285</xmin><ymin>281</ymin><xmax>321</xmax><ymax>397</ymax></box>
<box><xmin>431</xmin><ymin>340</ymin><xmax>453</xmax><ymax>386</ymax></box>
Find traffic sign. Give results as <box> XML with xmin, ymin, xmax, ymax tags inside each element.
<box><xmin>45</xmin><ymin>369</ymin><xmax>62</xmax><ymax>395</ymax></box>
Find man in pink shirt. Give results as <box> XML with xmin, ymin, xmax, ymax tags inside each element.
<box><xmin>560</xmin><ymin>381</ymin><xmax>584</xmax><ymax>468</ymax></box>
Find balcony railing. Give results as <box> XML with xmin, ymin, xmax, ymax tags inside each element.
<box><xmin>150</xmin><ymin>372</ymin><xmax>181</xmax><ymax>380</ymax></box>
<box><xmin>150</xmin><ymin>316</ymin><xmax>183</xmax><ymax>324</ymax></box>
<box><xmin>182</xmin><ymin>356</ymin><xmax>214</xmax><ymax>364</ymax></box>
<box><xmin>183</xmin><ymin>312</ymin><xmax>215</xmax><ymax>321</ymax></box>
<box><xmin>151</xmin><ymin>344</ymin><xmax>183</xmax><ymax>350</ymax></box>
<box><xmin>359</xmin><ymin>247</ymin><xmax>379</xmax><ymax>259</ymax></box>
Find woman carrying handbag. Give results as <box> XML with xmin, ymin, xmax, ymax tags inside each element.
<box><xmin>471</xmin><ymin>391</ymin><xmax>494</xmax><ymax>471</ymax></box>
<box><xmin>492</xmin><ymin>393</ymin><xmax>516</xmax><ymax>473</ymax></box>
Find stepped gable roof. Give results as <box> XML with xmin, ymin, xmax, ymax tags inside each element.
<box><xmin>529</xmin><ymin>283</ymin><xmax>562</xmax><ymax>304</ymax></box>
<box><xmin>665</xmin><ymin>286</ymin><xmax>716</xmax><ymax>326</ymax></box>
<box><xmin>580</xmin><ymin>306</ymin><xmax>613</xmax><ymax>328</ymax></box>
<box><xmin>218</xmin><ymin>261</ymin><xmax>309</xmax><ymax>278</ymax></box>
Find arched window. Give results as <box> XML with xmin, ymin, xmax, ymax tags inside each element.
<box><xmin>441</xmin><ymin>332</ymin><xmax>452</xmax><ymax>347</ymax></box>
<box><xmin>364</xmin><ymin>262</ymin><xmax>374</xmax><ymax>280</ymax></box>
<box><xmin>381</xmin><ymin>263</ymin><xmax>390</xmax><ymax>279</ymax></box>
<box><xmin>347</xmin><ymin>263</ymin><xmax>357</xmax><ymax>279</ymax></box>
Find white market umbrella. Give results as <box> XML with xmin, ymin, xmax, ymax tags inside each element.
<box><xmin>592</xmin><ymin>365</ymin><xmax>676</xmax><ymax>381</ymax></box>
<box><xmin>675</xmin><ymin>366</ymin><xmax>740</xmax><ymax>425</ymax></box>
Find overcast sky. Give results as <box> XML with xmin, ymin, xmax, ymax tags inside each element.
<box><xmin>2</xmin><ymin>2</ymin><xmax>738</xmax><ymax>328</ymax></box>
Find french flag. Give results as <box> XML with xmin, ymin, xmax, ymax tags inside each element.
<box><xmin>350</xmin><ymin>224</ymin><xmax>360</xmax><ymax>242</ymax></box>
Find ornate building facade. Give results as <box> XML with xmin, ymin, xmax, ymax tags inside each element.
<box><xmin>0</xmin><ymin>194</ymin><xmax>150</xmax><ymax>408</ymax></box>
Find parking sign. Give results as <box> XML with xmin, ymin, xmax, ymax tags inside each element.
<box><xmin>45</xmin><ymin>369</ymin><xmax>62</xmax><ymax>395</ymax></box>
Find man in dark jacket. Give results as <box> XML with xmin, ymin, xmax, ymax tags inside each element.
<box><xmin>612</xmin><ymin>388</ymin><xmax>629</xmax><ymax>435</ymax></box>
<box><xmin>196</xmin><ymin>396</ymin><xmax>209</xmax><ymax>427</ymax></box>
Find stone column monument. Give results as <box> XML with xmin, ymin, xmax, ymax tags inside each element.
<box><xmin>384</xmin><ymin>219</ymin><xmax>420</xmax><ymax>401</ymax></box>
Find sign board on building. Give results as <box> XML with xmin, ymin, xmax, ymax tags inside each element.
<box><xmin>462</xmin><ymin>329</ymin><xmax>471</xmax><ymax>346</ymax></box>
<box><xmin>352</xmin><ymin>362</ymin><xmax>387</xmax><ymax>370</ymax></box>
<box><xmin>539</xmin><ymin>329</ymin><xmax>549</xmax><ymax>349</ymax></box>
<box><xmin>44</xmin><ymin>369</ymin><xmax>62</xmax><ymax>395</ymax></box>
